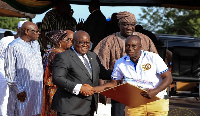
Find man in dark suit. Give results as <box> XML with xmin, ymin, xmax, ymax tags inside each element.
<box><xmin>51</xmin><ymin>30</ymin><xmax>111</xmax><ymax>116</ymax></box>
<box><xmin>82</xmin><ymin>0</ymin><xmax>107</xmax><ymax>51</ymax></box>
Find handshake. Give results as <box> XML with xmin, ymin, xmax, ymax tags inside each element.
<box><xmin>80</xmin><ymin>84</ymin><xmax>102</xmax><ymax>97</ymax></box>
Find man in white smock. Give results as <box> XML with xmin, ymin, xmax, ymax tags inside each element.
<box><xmin>4</xmin><ymin>21</ymin><xmax>43</xmax><ymax>116</ymax></box>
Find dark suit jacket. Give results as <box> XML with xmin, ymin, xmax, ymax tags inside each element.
<box><xmin>82</xmin><ymin>10</ymin><xmax>107</xmax><ymax>50</ymax></box>
<box><xmin>51</xmin><ymin>48</ymin><xmax>111</xmax><ymax>115</ymax></box>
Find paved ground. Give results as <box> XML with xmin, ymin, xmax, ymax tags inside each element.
<box><xmin>94</xmin><ymin>103</ymin><xmax>111</xmax><ymax>116</ymax></box>
<box><xmin>94</xmin><ymin>97</ymin><xmax>200</xmax><ymax>116</ymax></box>
<box><xmin>169</xmin><ymin>97</ymin><xmax>200</xmax><ymax>116</ymax></box>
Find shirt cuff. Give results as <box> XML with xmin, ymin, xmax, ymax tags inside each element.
<box><xmin>73</xmin><ymin>84</ymin><xmax>82</xmax><ymax>95</ymax></box>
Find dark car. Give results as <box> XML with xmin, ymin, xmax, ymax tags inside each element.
<box><xmin>156</xmin><ymin>34</ymin><xmax>200</xmax><ymax>49</ymax></box>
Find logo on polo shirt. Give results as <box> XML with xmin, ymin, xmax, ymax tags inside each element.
<box><xmin>142</xmin><ymin>63</ymin><xmax>151</xmax><ymax>71</ymax></box>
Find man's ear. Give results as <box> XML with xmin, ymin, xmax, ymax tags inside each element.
<box><xmin>24</xmin><ymin>29</ymin><xmax>29</xmax><ymax>35</ymax></box>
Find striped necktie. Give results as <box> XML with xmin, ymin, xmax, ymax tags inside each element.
<box><xmin>82</xmin><ymin>56</ymin><xmax>92</xmax><ymax>78</ymax></box>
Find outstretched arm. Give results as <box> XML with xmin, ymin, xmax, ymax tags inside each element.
<box><xmin>93</xmin><ymin>79</ymin><xmax>120</xmax><ymax>93</ymax></box>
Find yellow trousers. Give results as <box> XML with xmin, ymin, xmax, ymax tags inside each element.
<box><xmin>125</xmin><ymin>99</ymin><xmax>169</xmax><ymax>116</ymax></box>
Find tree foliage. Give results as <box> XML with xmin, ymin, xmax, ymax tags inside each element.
<box><xmin>137</xmin><ymin>7</ymin><xmax>200</xmax><ymax>37</ymax></box>
<box><xmin>0</xmin><ymin>17</ymin><xmax>27</xmax><ymax>31</ymax></box>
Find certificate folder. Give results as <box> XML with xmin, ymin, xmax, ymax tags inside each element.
<box><xmin>99</xmin><ymin>83</ymin><xmax>160</xmax><ymax>108</ymax></box>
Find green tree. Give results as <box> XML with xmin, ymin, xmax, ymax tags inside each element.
<box><xmin>0</xmin><ymin>17</ymin><xmax>27</xmax><ymax>31</ymax></box>
<box><xmin>137</xmin><ymin>7</ymin><xmax>200</xmax><ymax>37</ymax></box>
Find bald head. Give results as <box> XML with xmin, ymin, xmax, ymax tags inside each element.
<box><xmin>65</xmin><ymin>30</ymin><xmax>74</xmax><ymax>34</ymax></box>
<box><xmin>21</xmin><ymin>21</ymin><xmax>36</xmax><ymax>30</ymax></box>
<box><xmin>65</xmin><ymin>30</ymin><xmax>74</xmax><ymax>39</ymax></box>
<box><xmin>126</xmin><ymin>35</ymin><xmax>141</xmax><ymax>45</ymax></box>
<box><xmin>73</xmin><ymin>30</ymin><xmax>90</xmax><ymax>42</ymax></box>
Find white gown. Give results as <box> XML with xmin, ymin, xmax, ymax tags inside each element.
<box><xmin>4</xmin><ymin>37</ymin><xmax>43</xmax><ymax>116</ymax></box>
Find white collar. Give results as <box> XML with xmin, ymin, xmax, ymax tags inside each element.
<box><xmin>71</xmin><ymin>46</ymin><xmax>87</xmax><ymax>57</ymax></box>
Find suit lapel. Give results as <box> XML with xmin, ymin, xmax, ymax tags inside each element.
<box><xmin>70</xmin><ymin>49</ymin><xmax>92</xmax><ymax>79</ymax></box>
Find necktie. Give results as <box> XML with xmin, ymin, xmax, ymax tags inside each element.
<box><xmin>82</xmin><ymin>56</ymin><xmax>92</xmax><ymax>78</ymax></box>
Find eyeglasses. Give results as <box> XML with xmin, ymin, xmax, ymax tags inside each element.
<box><xmin>27</xmin><ymin>29</ymin><xmax>40</xmax><ymax>33</ymax></box>
<box><xmin>74</xmin><ymin>40</ymin><xmax>91</xmax><ymax>46</ymax></box>
<box><xmin>62</xmin><ymin>38</ymin><xmax>73</xmax><ymax>42</ymax></box>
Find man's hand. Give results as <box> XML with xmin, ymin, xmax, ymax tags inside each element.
<box><xmin>17</xmin><ymin>91</ymin><xmax>27</xmax><ymax>102</ymax></box>
<box><xmin>80</xmin><ymin>84</ymin><xmax>94</xmax><ymax>96</ymax></box>
<box><xmin>140</xmin><ymin>89</ymin><xmax>159</xmax><ymax>99</ymax></box>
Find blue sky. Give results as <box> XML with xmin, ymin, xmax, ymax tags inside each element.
<box><xmin>32</xmin><ymin>4</ymin><xmax>145</xmax><ymax>24</ymax></box>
